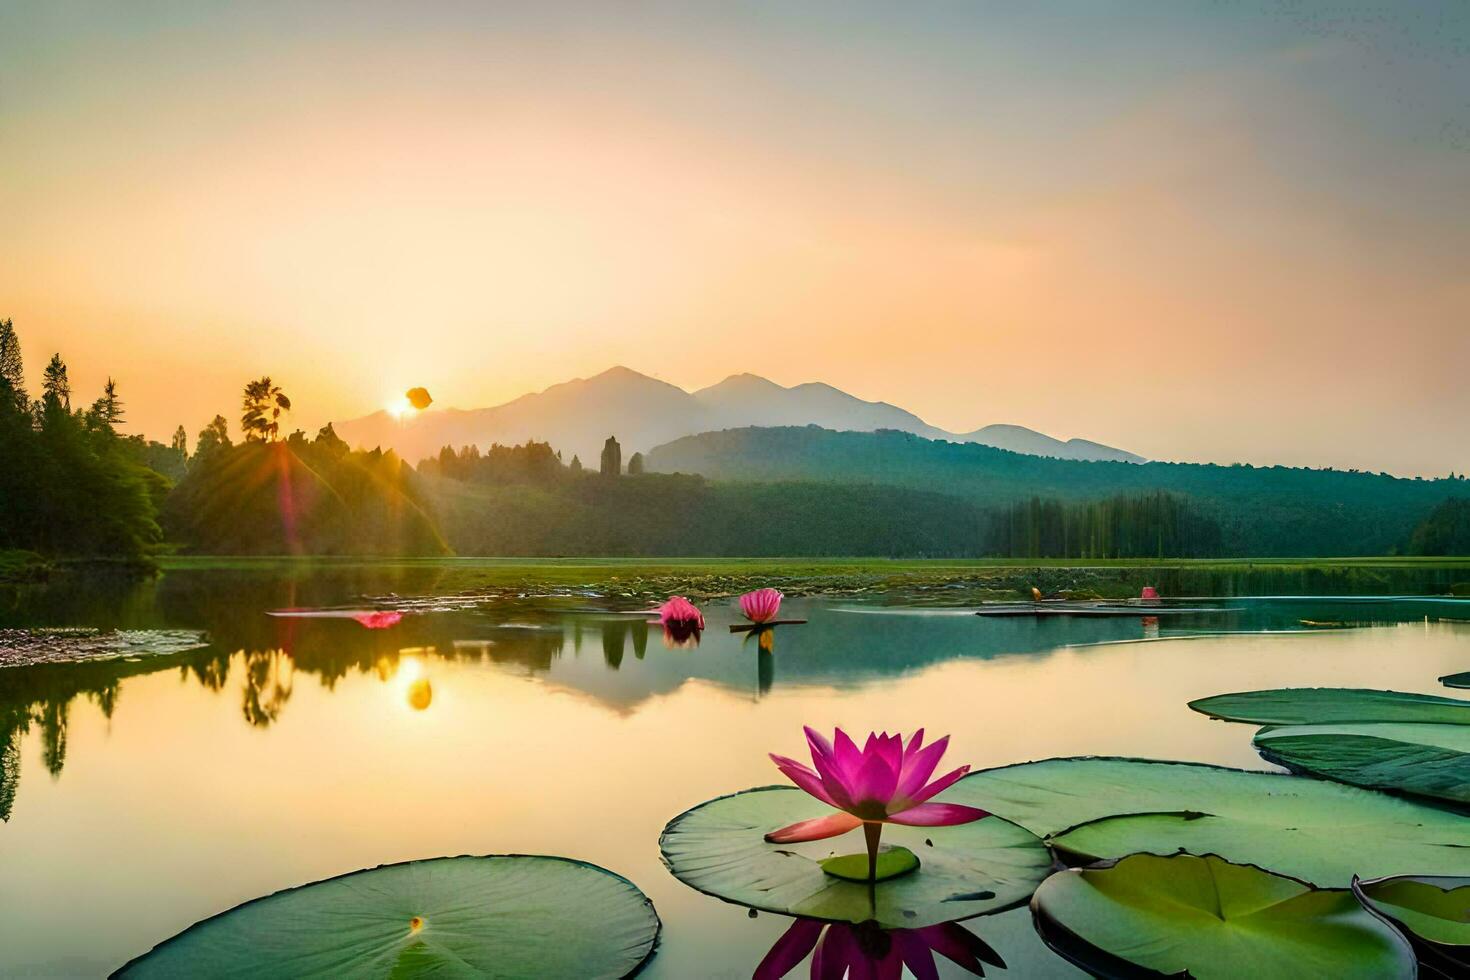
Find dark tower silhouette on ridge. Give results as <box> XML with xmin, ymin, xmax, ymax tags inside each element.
<box><xmin>600</xmin><ymin>435</ymin><xmax>622</xmax><ymax>477</ymax></box>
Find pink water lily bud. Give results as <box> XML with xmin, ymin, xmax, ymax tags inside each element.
<box><xmin>740</xmin><ymin>588</ymin><xmax>784</xmax><ymax>624</ymax></box>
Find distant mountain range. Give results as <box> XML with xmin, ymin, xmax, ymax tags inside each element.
<box><xmin>334</xmin><ymin>366</ymin><xmax>1143</xmax><ymax>465</ymax></box>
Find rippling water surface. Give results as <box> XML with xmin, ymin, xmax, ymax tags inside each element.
<box><xmin>1</xmin><ymin>566</ymin><xmax>1466</xmax><ymax>977</ymax></box>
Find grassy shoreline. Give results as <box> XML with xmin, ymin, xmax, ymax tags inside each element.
<box><xmin>152</xmin><ymin>554</ymin><xmax>1470</xmax><ymax>602</ymax></box>
<box><xmin>157</xmin><ymin>554</ymin><xmax>1470</xmax><ymax>571</ymax></box>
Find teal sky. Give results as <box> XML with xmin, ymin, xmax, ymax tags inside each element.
<box><xmin>2</xmin><ymin>2</ymin><xmax>1466</xmax><ymax>474</ymax></box>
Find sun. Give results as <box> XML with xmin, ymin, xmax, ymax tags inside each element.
<box><xmin>386</xmin><ymin>393</ymin><xmax>414</xmax><ymax>419</ymax></box>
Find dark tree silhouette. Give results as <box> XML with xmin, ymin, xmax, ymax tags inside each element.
<box><xmin>195</xmin><ymin>415</ymin><xmax>231</xmax><ymax>458</ymax></box>
<box><xmin>171</xmin><ymin>425</ymin><xmax>188</xmax><ymax>458</ymax></box>
<box><xmin>0</xmin><ymin>318</ymin><xmax>25</xmax><ymax>410</ymax></box>
<box><xmin>627</xmin><ymin>451</ymin><xmax>645</xmax><ymax>475</ymax></box>
<box><xmin>241</xmin><ymin>377</ymin><xmax>290</xmax><ymax>442</ymax></box>
<box><xmin>93</xmin><ymin>377</ymin><xmax>124</xmax><ymax>428</ymax></box>
<box><xmin>42</xmin><ymin>353</ymin><xmax>70</xmax><ymax>410</ymax></box>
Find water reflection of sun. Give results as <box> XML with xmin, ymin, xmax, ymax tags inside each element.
<box><xmin>385</xmin><ymin>652</ymin><xmax>434</xmax><ymax>712</ymax></box>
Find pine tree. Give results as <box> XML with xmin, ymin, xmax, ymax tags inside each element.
<box><xmin>0</xmin><ymin>318</ymin><xmax>25</xmax><ymax>410</ymax></box>
<box><xmin>93</xmin><ymin>377</ymin><xmax>124</xmax><ymax>428</ymax></box>
<box><xmin>42</xmin><ymin>353</ymin><xmax>70</xmax><ymax>411</ymax></box>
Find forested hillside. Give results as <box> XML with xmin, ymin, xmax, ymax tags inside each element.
<box><xmin>0</xmin><ymin>320</ymin><xmax>163</xmax><ymax>561</ymax></box>
<box><xmin>646</xmin><ymin>427</ymin><xmax>1467</xmax><ymax>556</ymax></box>
<box><xmin>165</xmin><ymin>428</ymin><xmax>446</xmax><ymax>556</ymax></box>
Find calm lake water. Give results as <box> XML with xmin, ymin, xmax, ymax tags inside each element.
<box><xmin>2</xmin><ymin>567</ymin><xmax>1468</xmax><ymax>978</ymax></box>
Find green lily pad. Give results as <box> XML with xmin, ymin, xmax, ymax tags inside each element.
<box><xmin>1442</xmin><ymin>672</ymin><xmax>1470</xmax><ymax>690</ymax></box>
<box><xmin>112</xmin><ymin>855</ymin><xmax>660</xmax><ymax>979</ymax></box>
<box><xmin>950</xmin><ymin>757</ymin><xmax>1470</xmax><ymax>887</ymax></box>
<box><xmin>1354</xmin><ymin>875</ymin><xmax>1470</xmax><ymax>948</ymax></box>
<box><xmin>658</xmin><ymin>785</ymin><xmax>1053</xmax><ymax>929</ymax></box>
<box><xmin>1189</xmin><ymin>688</ymin><xmax>1470</xmax><ymax>725</ymax></box>
<box><xmin>818</xmin><ymin>845</ymin><xmax>919</xmax><ymax>882</ymax></box>
<box><xmin>1032</xmin><ymin>853</ymin><xmax>1415</xmax><ymax>979</ymax></box>
<box><xmin>1254</xmin><ymin>722</ymin><xmax>1470</xmax><ymax>805</ymax></box>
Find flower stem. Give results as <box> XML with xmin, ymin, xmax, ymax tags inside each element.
<box><xmin>863</xmin><ymin>821</ymin><xmax>882</xmax><ymax>882</ymax></box>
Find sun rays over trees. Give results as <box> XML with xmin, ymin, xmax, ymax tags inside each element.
<box><xmin>0</xmin><ymin>322</ymin><xmax>443</xmax><ymax>562</ymax></box>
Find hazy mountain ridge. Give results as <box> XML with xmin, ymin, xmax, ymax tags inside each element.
<box><xmin>334</xmin><ymin>366</ymin><xmax>1143</xmax><ymax>465</ymax></box>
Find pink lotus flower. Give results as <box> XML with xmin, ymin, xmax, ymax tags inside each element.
<box><xmin>657</xmin><ymin>596</ymin><xmax>705</xmax><ymax>631</ymax></box>
<box><xmin>1140</xmin><ymin>586</ymin><xmax>1160</xmax><ymax>600</ymax></box>
<box><xmin>656</xmin><ymin>596</ymin><xmax>704</xmax><ymax>647</ymax></box>
<box><xmin>754</xmin><ymin>918</ymin><xmax>1002</xmax><ymax>980</ymax></box>
<box><xmin>740</xmin><ymin>588</ymin><xmax>784</xmax><ymax>624</ymax></box>
<box><xmin>352</xmin><ymin>611</ymin><xmax>404</xmax><ymax>630</ymax></box>
<box><xmin>767</xmin><ymin>727</ymin><xmax>988</xmax><ymax>880</ymax></box>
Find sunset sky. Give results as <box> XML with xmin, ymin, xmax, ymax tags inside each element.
<box><xmin>3</xmin><ymin>1</ymin><xmax>1466</xmax><ymax>475</ymax></box>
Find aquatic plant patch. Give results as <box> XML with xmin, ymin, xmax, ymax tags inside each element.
<box><xmin>659</xmin><ymin>785</ymin><xmax>1053</xmax><ymax>928</ymax></box>
<box><xmin>112</xmin><ymin>855</ymin><xmax>660</xmax><ymax>979</ymax></box>
<box><xmin>1031</xmin><ymin>853</ymin><xmax>1414</xmax><ymax>979</ymax></box>
<box><xmin>0</xmin><ymin>628</ymin><xmax>209</xmax><ymax>669</ymax></box>
<box><xmin>951</xmin><ymin>757</ymin><xmax>1470</xmax><ymax>886</ymax></box>
<box><xmin>1253</xmin><ymin>722</ymin><xmax>1470</xmax><ymax>805</ymax></box>
<box><xmin>1190</xmin><ymin>687</ymin><xmax>1470</xmax><ymax>725</ymax></box>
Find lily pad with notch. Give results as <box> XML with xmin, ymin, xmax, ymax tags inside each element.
<box><xmin>111</xmin><ymin>854</ymin><xmax>661</xmax><ymax>979</ymax></box>
<box><xmin>948</xmin><ymin>756</ymin><xmax>1470</xmax><ymax>887</ymax></box>
<box><xmin>659</xmin><ymin>785</ymin><xmax>1053</xmax><ymax>929</ymax></box>
<box><xmin>1353</xmin><ymin>874</ymin><xmax>1470</xmax><ymax>978</ymax></box>
<box><xmin>1031</xmin><ymin>852</ymin><xmax>1415</xmax><ymax>979</ymax></box>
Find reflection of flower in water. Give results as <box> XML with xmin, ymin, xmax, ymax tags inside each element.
<box><xmin>661</xmin><ymin>624</ymin><xmax>701</xmax><ymax>649</ymax></box>
<box><xmin>755</xmin><ymin>918</ymin><xmax>1003</xmax><ymax>979</ymax></box>
<box><xmin>406</xmin><ymin>678</ymin><xmax>433</xmax><ymax>711</ymax></box>
<box><xmin>353</xmin><ymin>611</ymin><xmax>404</xmax><ymax>630</ymax></box>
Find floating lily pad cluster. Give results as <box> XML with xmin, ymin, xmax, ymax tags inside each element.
<box><xmin>103</xmin><ymin>605</ymin><xmax>1470</xmax><ymax>978</ymax></box>
<box><xmin>1189</xmin><ymin>687</ymin><xmax>1470</xmax><ymax>806</ymax></box>
<box><xmin>664</xmin><ymin>701</ymin><xmax>1470</xmax><ymax>977</ymax></box>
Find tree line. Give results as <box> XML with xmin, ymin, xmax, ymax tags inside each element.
<box><xmin>3</xmin><ymin>314</ymin><xmax>1464</xmax><ymax>561</ymax></box>
<box><xmin>0</xmin><ymin>320</ymin><xmax>443</xmax><ymax>560</ymax></box>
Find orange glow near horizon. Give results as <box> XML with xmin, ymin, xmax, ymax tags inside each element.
<box><xmin>1</xmin><ymin>4</ymin><xmax>1466</xmax><ymax>476</ymax></box>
